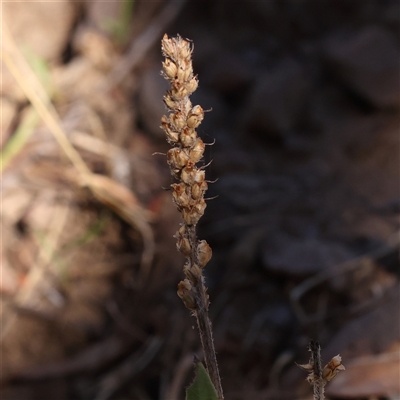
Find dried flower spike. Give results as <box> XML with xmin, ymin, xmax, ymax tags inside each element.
<box><xmin>297</xmin><ymin>340</ymin><xmax>345</xmax><ymax>400</ymax></box>
<box><xmin>160</xmin><ymin>34</ymin><xmax>223</xmax><ymax>400</ymax></box>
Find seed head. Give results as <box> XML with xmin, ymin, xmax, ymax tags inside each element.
<box><xmin>197</xmin><ymin>240</ymin><xmax>212</xmax><ymax>268</ymax></box>
<box><xmin>323</xmin><ymin>355</ymin><xmax>345</xmax><ymax>382</ymax></box>
<box><xmin>189</xmin><ymin>138</ymin><xmax>205</xmax><ymax>163</ymax></box>
<box><xmin>187</xmin><ymin>105</ymin><xmax>204</xmax><ymax>129</ymax></box>
<box><xmin>162</xmin><ymin>58</ymin><xmax>178</xmax><ymax>80</ymax></box>
<box><xmin>180</xmin><ymin>127</ymin><xmax>197</xmax><ymax>148</ymax></box>
<box><xmin>177</xmin><ymin>279</ymin><xmax>196</xmax><ymax>310</ymax></box>
<box><xmin>167</xmin><ymin>148</ymin><xmax>189</xmax><ymax>170</ymax></box>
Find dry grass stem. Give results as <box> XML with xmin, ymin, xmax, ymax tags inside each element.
<box><xmin>160</xmin><ymin>34</ymin><xmax>224</xmax><ymax>399</ymax></box>
<box><xmin>2</xmin><ymin>23</ymin><xmax>155</xmax><ymax>280</ymax></box>
<box><xmin>2</xmin><ymin>23</ymin><xmax>91</xmax><ymax>179</ymax></box>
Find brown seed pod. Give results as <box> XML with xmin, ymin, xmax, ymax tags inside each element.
<box><xmin>197</xmin><ymin>240</ymin><xmax>212</xmax><ymax>268</ymax></box>
<box><xmin>162</xmin><ymin>58</ymin><xmax>177</xmax><ymax>80</ymax></box>
<box><xmin>163</xmin><ymin>124</ymin><xmax>179</xmax><ymax>144</ymax></box>
<box><xmin>187</xmin><ymin>105</ymin><xmax>204</xmax><ymax>129</ymax></box>
<box><xmin>180</xmin><ymin>162</ymin><xmax>194</xmax><ymax>184</ymax></box>
<box><xmin>323</xmin><ymin>355</ymin><xmax>345</xmax><ymax>382</ymax></box>
<box><xmin>163</xmin><ymin>92</ymin><xmax>179</xmax><ymax>110</ymax></box>
<box><xmin>189</xmin><ymin>138</ymin><xmax>205</xmax><ymax>163</ymax></box>
<box><xmin>161</xmin><ymin>34</ymin><xmax>177</xmax><ymax>59</ymax></box>
<box><xmin>171</xmin><ymin>183</ymin><xmax>190</xmax><ymax>208</ymax></box>
<box><xmin>193</xmin><ymin>168</ymin><xmax>206</xmax><ymax>183</ymax></box>
<box><xmin>180</xmin><ymin>127</ymin><xmax>197</xmax><ymax>148</ymax></box>
<box><xmin>176</xmin><ymin>64</ymin><xmax>193</xmax><ymax>82</ymax></box>
<box><xmin>170</xmin><ymin>111</ymin><xmax>186</xmax><ymax>131</ymax></box>
<box><xmin>186</xmin><ymin>77</ymin><xmax>198</xmax><ymax>94</ymax></box>
<box><xmin>181</xmin><ymin>164</ymin><xmax>205</xmax><ymax>185</ymax></box>
<box><xmin>177</xmin><ymin>236</ymin><xmax>191</xmax><ymax>256</ymax></box>
<box><xmin>172</xmin><ymin>84</ymin><xmax>191</xmax><ymax>100</ymax></box>
<box><xmin>182</xmin><ymin>198</ymin><xmax>206</xmax><ymax>226</ymax></box>
<box><xmin>177</xmin><ymin>279</ymin><xmax>196</xmax><ymax>310</ymax></box>
<box><xmin>167</xmin><ymin>148</ymin><xmax>190</xmax><ymax>170</ymax></box>
<box><xmin>179</xmin><ymin>39</ymin><xmax>192</xmax><ymax>60</ymax></box>
<box><xmin>191</xmin><ymin>180</ymin><xmax>208</xmax><ymax>200</ymax></box>
<box><xmin>161</xmin><ymin>119</ymin><xmax>180</xmax><ymax>143</ymax></box>
<box><xmin>174</xmin><ymin>225</ymin><xmax>192</xmax><ymax>256</ymax></box>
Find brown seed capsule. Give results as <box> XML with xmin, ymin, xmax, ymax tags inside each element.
<box><xmin>160</xmin><ymin>115</ymin><xmax>179</xmax><ymax>143</ymax></box>
<box><xmin>182</xmin><ymin>198</ymin><xmax>206</xmax><ymax>225</ymax></box>
<box><xmin>179</xmin><ymin>39</ymin><xmax>192</xmax><ymax>60</ymax></box>
<box><xmin>181</xmin><ymin>165</ymin><xmax>205</xmax><ymax>186</ymax></box>
<box><xmin>176</xmin><ymin>64</ymin><xmax>192</xmax><ymax>82</ymax></box>
<box><xmin>188</xmin><ymin>264</ymin><xmax>202</xmax><ymax>281</ymax></box>
<box><xmin>193</xmin><ymin>198</ymin><xmax>207</xmax><ymax>215</ymax></box>
<box><xmin>189</xmin><ymin>138</ymin><xmax>205</xmax><ymax>163</ymax></box>
<box><xmin>180</xmin><ymin>163</ymin><xmax>194</xmax><ymax>184</ymax></box>
<box><xmin>163</xmin><ymin>92</ymin><xmax>178</xmax><ymax>110</ymax></box>
<box><xmin>167</xmin><ymin>148</ymin><xmax>189</xmax><ymax>169</ymax></box>
<box><xmin>323</xmin><ymin>355</ymin><xmax>345</xmax><ymax>382</ymax></box>
<box><xmin>162</xmin><ymin>58</ymin><xmax>177</xmax><ymax>80</ymax></box>
<box><xmin>180</xmin><ymin>127</ymin><xmax>197</xmax><ymax>148</ymax></box>
<box><xmin>193</xmin><ymin>168</ymin><xmax>205</xmax><ymax>183</ymax></box>
<box><xmin>160</xmin><ymin>114</ymin><xmax>169</xmax><ymax>126</ymax></box>
<box><xmin>161</xmin><ymin>34</ymin><xmax>176</xmax><ymax>59</ymax></box>
<box><xmin>191</xmin><ymin>180</ymin><xmax>208</xmax><ymax>200</ymax></box>
<box><xmin>187</xmin><ymin>105</ymin><xmax>204</xmax><ymax>129</ymax></box>
<box><xmin>186</xmin><ymin>77</ymin><xmax>198</xmax><ymax>94</ymax></box>
<box><xmin>182</xmin><ymin>99</ymin><xmax>193</xmax><ymax>115</ymax></box>
<box><xmin>172</xmin><ymin>84</ymin><xmax>191</xmax><ymax>100</ymax></box>
<box><xmin>177</xmin><ymin>279</ymin><xmax>196</xmax><ymax>310</ymax></box>
<box><xmin>177</xmin><ymin>236</ymin><xmax>191</xmax><ymax>256</ymax></box>
<box><xmin>170</xmin><ymin>111</ymin><xmax>186</xmax><ymax>131</ymax></box>
<box><xmin>163</xmin><ymin>124</ymin><xmax>179</xmax><ymax>143</ymax></box>
<box><xmin>171</xmin><ymin>183</ymin><xmax>190</xmax><ymax>208</ymax></box>
<box><xmin>197</xmin><ymin>240</ymin><xmax>212</xmax><ymax>268</ymax></box>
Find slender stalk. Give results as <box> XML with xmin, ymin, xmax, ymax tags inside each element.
<box><xmin>309</xmin><ymin>341</ymin><xmax>325</xmax><ymax>400</ymax></box>
<box><xmin>160</xmin><ymin>34</ymin><xmax>224</xmax><ymax>399</ymax></box>
<box><xmin>193</xmin><ymin>277</ymin><xmax>222</xmax><ymax>397</ymax></box>
<box><xmin>297</xmin><ymin>340</ymin><xmax>345</xmax><ymax>400</ymax></box>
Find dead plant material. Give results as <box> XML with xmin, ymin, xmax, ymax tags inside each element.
<box><xmin>297</xmin><ymin>340</ymin><xmax>345</xmax><ymax>400</ymax></box>
<box><xmin>160</xmin><ymin>34</ymin><xmax>224</xmax><ymax>400</ymax></box>
<box><xmin>1</xmin><ymin>22</ymin><xmax>155</xmax><ymax>280</ymax></box>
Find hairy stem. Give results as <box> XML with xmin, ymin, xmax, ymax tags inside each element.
<box><xmin>297</xmin><ymin>340</ymin><xmax>345</xmax><ymax>400</ymax></box>
<box><xmin>194</xmin><ymin>281</ymin><xmax>223</xmax><ymax>399</ymax></box>
<box><xmin>310</xmin><ymin>341</ymin><xmax>325</xmax><ymax>400</ymax></box>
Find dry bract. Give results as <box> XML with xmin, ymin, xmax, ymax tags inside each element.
<box><xmin>197</xmin><ymin>240</ymin><xmax>212</xmax><ymax>268</ymax></box>
<box><xmin>177</xmin><ymin>279</ymin><xmax>196</xmax><ymax>310</ymax></box>
<box><xmin>297</xmin><ymin>341</ymin><xmax>345</xmax><ymax>400</ymax></box>
<box><xmin>323</xmin><ymin>355</ymin><xmax>345</xmax><ymax>382</ymax></box>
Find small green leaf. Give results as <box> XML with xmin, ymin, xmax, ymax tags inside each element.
<box><xmin>186</xmin><ymin>362</ymin><xmax>219</xmax><ymax>400</ymax></box>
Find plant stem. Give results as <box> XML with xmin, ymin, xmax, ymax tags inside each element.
<box><xmin>310</xmin><ymin>341</ymin><xmax>325</xmax><ymax>400</ymax></box>
<box><xmin>193</xmin><ymin>278</ymin><xmax>223</xmax><ymax>399</ymax></box>
<box><xmin>160</xmin><ymin>34</ymin><xmax>224</xmax><ymax>399</ymax></box>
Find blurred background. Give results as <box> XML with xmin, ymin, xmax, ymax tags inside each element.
<box><xmin>1</xmin><ymin>0</ymin><xmax>399</xmax><ymax>399</ymax></box>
